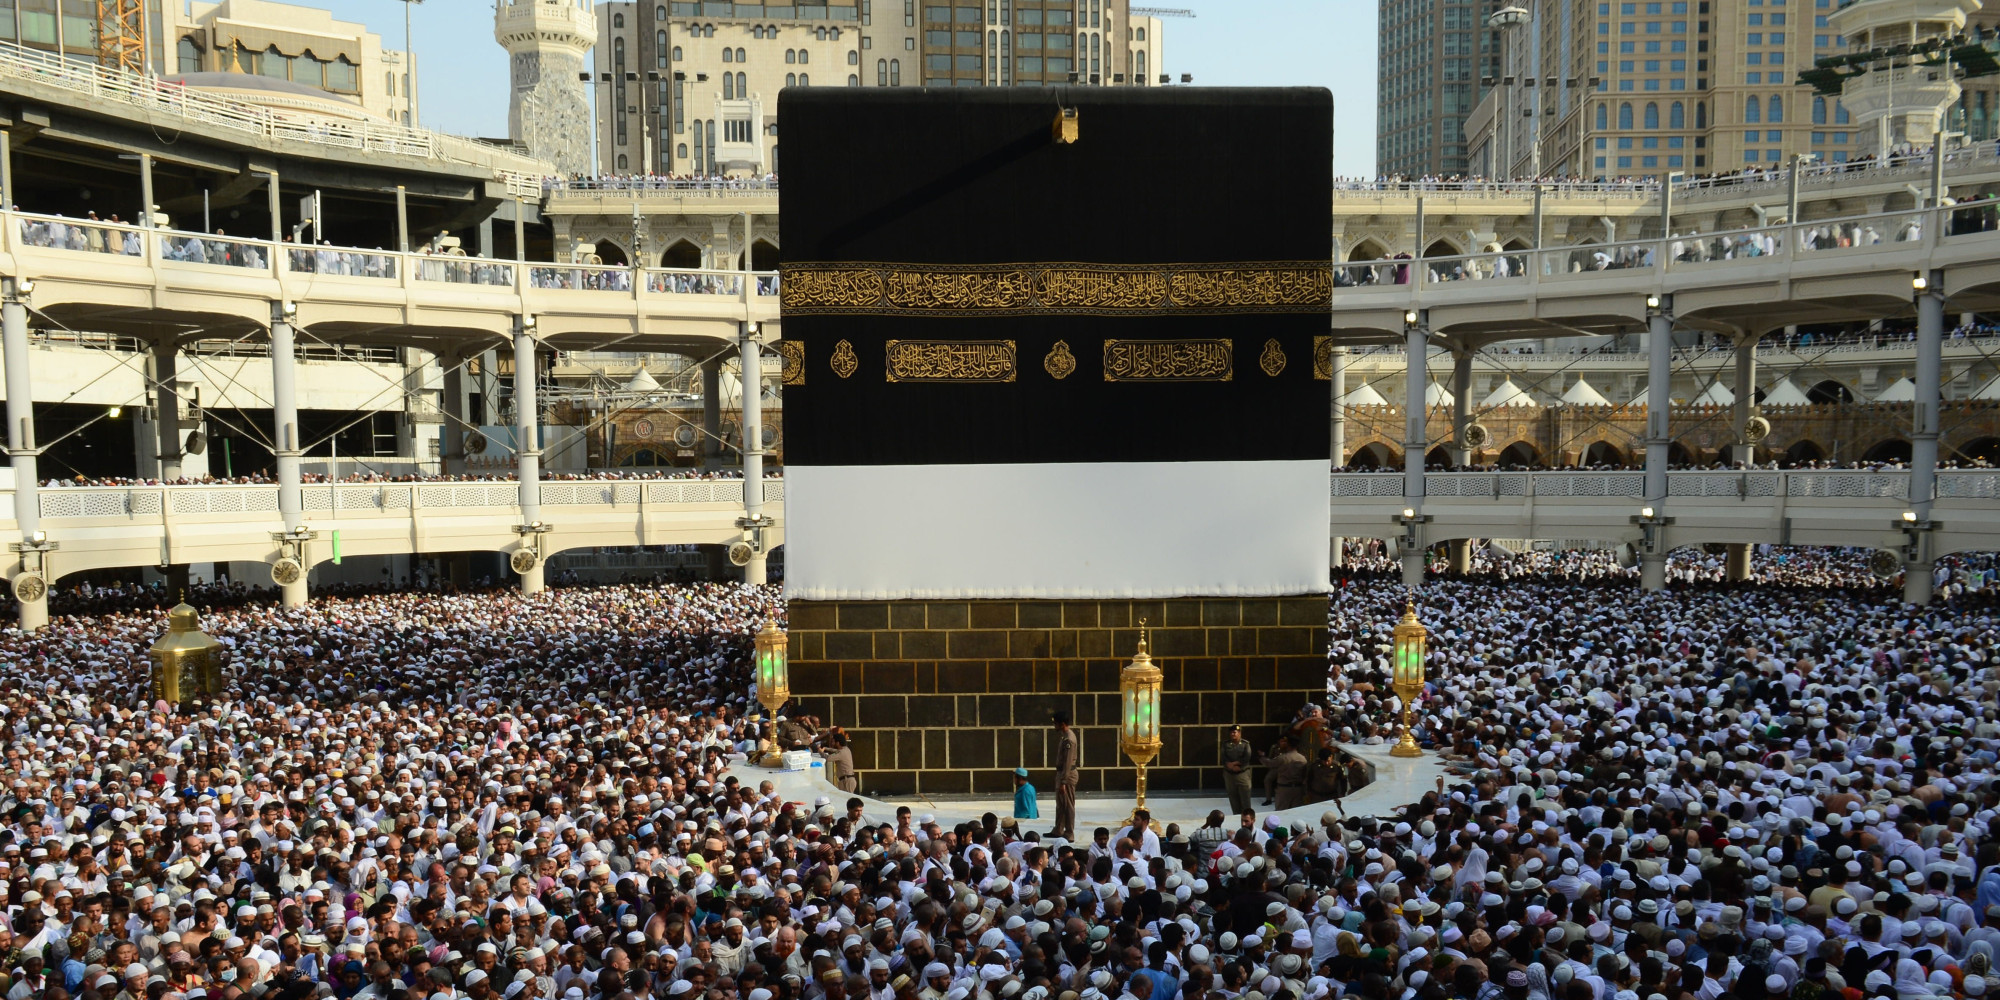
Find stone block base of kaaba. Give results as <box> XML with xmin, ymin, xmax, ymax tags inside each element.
<box><xmin>787</xmin><ymin>597</ymin><xmax>1329</xmax><ymax>797</ymax></box>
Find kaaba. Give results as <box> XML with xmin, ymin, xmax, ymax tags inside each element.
<box><xmin>779</xmin><ymin>87</ymin><xmax>1333</xmax><ymax>796</ymax></box>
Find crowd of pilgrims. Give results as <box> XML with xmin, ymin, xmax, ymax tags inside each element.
<box><xmin>0</xmin><ymin>553</ymin><xmax>1995</xmax><ymax>1000</ymax></box>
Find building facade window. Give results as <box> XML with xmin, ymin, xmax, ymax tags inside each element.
<box><xmin>1619</xmin><ymin>102</ymin><xmax>1633</xmax><ymax>128</ymax></box>
<box><xmin>1745</xmin><ymin>95</ymin><xmax>1759</xmax><ymax>122</ymax></box>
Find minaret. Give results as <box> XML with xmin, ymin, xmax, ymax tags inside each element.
<box><xmin>1827</xmin><ymin>0</ymin><xmax>1980</xmax><ymax>155</ymax></box>
<box><xmin>495</xmin><ymin>0</ymin><xmax>598</xmax><ymax>175</ymax></box>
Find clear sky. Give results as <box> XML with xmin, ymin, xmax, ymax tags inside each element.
<box><xmin>322</xmin><ymin>0</ymin><xmax>1377</xmax><ymax>176</ymax></box>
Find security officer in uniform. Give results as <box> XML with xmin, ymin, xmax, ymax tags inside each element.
<box><xmin>1220</xmin><ymin>725</ymin><xmax>1256</xmax><ymax>815</ymax></box>
<box><xmin>1051</xmin><ymin>710</ymin><xmax>1079</xmax><ymax>840</ymax></box>
<box><xmin>825</xmin><ymin>733</ymin><xmax>859</xmax><ymax>793</ymax></box>
<box><xmin>1262</xmin><ymin>735</ymin><xmax>1308</xmax><ymax>811</ymax></box>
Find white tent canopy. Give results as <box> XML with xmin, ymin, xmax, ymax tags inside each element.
<box><xmin>1559</xmin><ymin>378</ymin><xmax>1610</xmax><ymax>406</ymax></box>
<box><xmin>622</xmin><ymin>367</ymin><xmax>662</xmax><ymax>394</ymax></box>
<box><xmin>1424</xmin><ymin>382</ymin><xmax>1455</xmax><ymax>407</ymax></box>
<box><xmin>1874</xmin><ymin>377</ymin><xmax>1917</xmax><ymax>402</ymax></box>
<box><xmin>1689</xmin><ymin>382</ymin><xmax>1736</xmax><ymax>406</ymax></box>
<box><xmin>1760</xmin><ymin>378</ymin><xmax>1812</xmax><ymax>406</ymax></box>
<box><xmin>1343</xmin><ymin>383</ymin><xmax>1389</xmax><ymax>406</ymax></box>
<box><xmin>1480</xmin><ymin>379</ymin><xmax>1539</xmax><ymax>408</ymax></box>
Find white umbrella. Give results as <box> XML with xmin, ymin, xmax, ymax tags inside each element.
<box><xmin>1559</xmin><ymin>378</ymin><xmax>1610</xmax><ymax>406</ymax></box>
<box><xmin>1760</xmin><ymin>378</ymin><xmax>1812</xmax><ymax>406</ymax></box>
<box><xmin>1689</xmin><ymin>382</ymin><xmax>1735</xmax><ymax>406</ymax></box>
<box><xmin>1873</xmin><ymin>377</ymin><xmax>1916</xmax><ymax>402</ymax></box>
<box><xmin>1480</xmin><ymin>378</ymin><xmax>1539</xmax><ymax>408</ymax></box>
<box><xmin>1424</xmin><ymin>382</ymin><xmax>1455</xmax><ymax>407</ymax></box>
<box><xmin>1342</xmin><ymin>383</ymin><xmax>1389</xmax><ymax>406</ymax></box>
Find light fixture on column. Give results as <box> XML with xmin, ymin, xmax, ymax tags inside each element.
<box><xmin>280</xmin><ymin>300</ymin><xmax>298</xmax><ymax>318</ymax></box>
<box><xmin>1645</xmin><ymin>294</ymin><xmax>1661</xmax><ymax>311</ymax></box>
<box><xmin>1630</xmin><ymin>506</ymin><xmax>1675</xmax><ymax>557</ymax></box>
<box><xmin>1912</xmin><ymin>273</ymin><xmax>1929</xmax><ymax>291</ymax></box>
<box><xmin>1389</xmin><ymin>601</ymin><xmax>1428</xmax><ymax>758</ymax></box>
<box><xmin>521</xmin><ymin>314</ymin><xmax>537</xmax><ymax>330</ymax></box>
<box><xmin>1404</xmin><ymin>309</ymin><xmax>1420</xmax><ymax>326</ymax></box>
<box><xmin>754</xmin><ymin>619</ymin><xmax>789</xmax><ymax>718</ymax></box>
<box><xmin>1119</xmin><ymin>618</ymin><xmax>1164</xmax><ymax>822</ymax></box>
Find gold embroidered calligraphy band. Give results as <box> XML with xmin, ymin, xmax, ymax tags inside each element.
<box><xmin>884</xmin><ymin>340</ymin><xmax>1018</xmax><ymax>382</ymax></box>
<box><xmin>780</xmin><ymin>262</ymin><xmax>1332</xmax><ymax>315</ymax></box>
<box><xmin>1103</xmin><ymin>339</ymin><xmax>1234</xmax><ymax>382</ymax></box>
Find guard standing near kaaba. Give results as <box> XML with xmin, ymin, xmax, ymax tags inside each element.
<box><xmin>1264</xmin><ymin>735</ymin><xmax>1308</xmax><ymax>810</ymax></box>
<box><xmin>825</xmin><ymin>733</ymin><xmax>859</xmax><ymax>793</ymax></box>
<box><xmin>1051</xmin><ymin>711</ymin><xmax>1079</xmax><ymax>840</ymax></box>
<box><xmin>1220</xmin><ymin>725</ymin><xmax>1256</xmax><ymax>815</ymax></box>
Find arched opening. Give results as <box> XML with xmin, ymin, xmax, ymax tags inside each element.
<box><xmin>661</xmin><ymin>240</ymin><xmax>703</xmax><ymax>269</ymax></box>
<box><xmin>594</xmin><ymin>241</ymin><xmax>630</xmax><ymax>267</ymax></box>
<box><xmin>1426</xmin><ymin>446</ymin><xmax>1454</xmax><ymax>469</ymax></box>
<box><xmin>1346</xmin><ymin>239</ymin><xmax>1388</xmax><ymax>262</ymax></box>
<box><xmin>1501</xmin><ymin>238</ymin><xmax>1532</xmax><ymax>251</ymax></box>
<box><xmin>1347</xmin><ymin>442</ymin><xmax>1399</xmax><ymax>468</ymax></box>
<box><xmin>1668</xmin><ymin>441</ymin><xmax>1697</xmax><ymax>466</ymax></box>
<box><xmin>1783</xmin><ymin>439</ymin><xmax>1827</xmax><ymax>466</ymax></box>
<box><xmin>1862</xmin><ymin>439</ymin><xmax>1912</xmax><ymax>463</ymax></box>
<box><xmin>1955</xmin><ymin>436</ymin><xmax>2000</xmax><ymax>465</ymax></box>
<box><xmin>1422</xmin><ymin>238</ymin><xmax>1460</xmax><ymax>259</ymax></box>
<box><xmin>1580</xmin><ymin>441</ymin><xmax>1627</xmax><ymax>467</ymax></box>
<box><xmin>750</xmin><ymin>239</ymin><xmax>780</xmax><ymax>270</ymax></box>
<box><xmin>1807</xmin><ymin>379</ymin><xmax>1855</xmax><ymax>404</ymax></box>
<box><xmin>1496</xmin><ymin>441</ymin><xmax>1541</xmax><ymax>468</ymax></box>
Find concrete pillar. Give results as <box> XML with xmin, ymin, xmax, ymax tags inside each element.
<box><xmin>702</xmin><ymin>357</ymin><xmax>723</xmax><ymax>468</ymax></box>
<box><xmin>1908</xmin><ymin>272</ymin><xmax>1944</xmax><ymax>604</ymax></box>
<box><xmin>4</xmin><ymin>280</ymin><xmax>47</xmax><ymax>631</ymax></box>
<box><xmin>271</xmin><ymin>303</ymin><xmax>308</xmax><ymax>608</ymax></box>
<box><xmin>440</xmin><ymin>355</ymin><xmax>467</xmax><ymax>477</ymax></box>
<box><xmin>1725</xmin><ymin>333</ymin><xmax>1756</xmax><ymax>582</ymax></box>
<box><xmin>1641</xmin><ymin>302</ymin><xmax>1672</xmax><ymax>592</ymax></box>
<box><xmin>1449</xmin><ymin>348</ymin><xmax>1473</xmax><ymax>466</ymax></box>
<box><xmin>741</xmin><ymin>324</ymin><xmax>768</xmax><ymax>585</ymax></box>
<box><xmin>1446</xmin><ymin>346</ymin><xmax>1473</xmax><ymax>574</ymax></box>
<box><xmin>154</xmin><ymin>340</ymin><xmax>183</xmax><ymax>482</ymax></box>
<box><xmin>1402</xmin><ymin>316</ymin><xmax>1427</xmax><ymax>590</ymax></box>
<box><xmin>1329</xmin><ymin>345</ymin><xmax>1347</xmax><ymax>568</ymax></box>
<box><xmin>1731</xmin><ymin>334</ymin><xmax>1757</xmax><ymax>467</ymax></box>
<box><xmin>514</xmin><ymin>319</ymin><xmax>545</xmax><ymax>594</ymax></box>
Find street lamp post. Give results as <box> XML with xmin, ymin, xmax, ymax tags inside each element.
<box><xmin>1488</xmin><ymin>6</ymin><xmax>1529</xmax><ymax>179</ymax></box>
<box><xmin>399</xmin><ymin>0</ymin><xmax>423</xmax><ymax>128</ymax></box>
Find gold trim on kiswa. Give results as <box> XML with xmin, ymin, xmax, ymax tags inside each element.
<box><xmin>781</xmin><ymin>261</ymin><xmax>1331</xmax><ymax>315</ymax></box>
<box><xmin>1102</xmin><ymin>339</ymin><xmax>1233</xmax><ymax>382</ymax></box>
<box><xmin>776</xmin><ymin>341</ymin><xmax>806</xmax><ymax>386</ymax></box>
<box><xmin>1313</xmin><ymin>336</ymin><xmax>1335</xmax><ymax>380</ymax></box>
<box><xmin>884</xmin><ymin>340</ymin><xmax>1018</xmax><ymax>382</ymax></box>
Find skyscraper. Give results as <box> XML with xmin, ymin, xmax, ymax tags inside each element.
<box><xmin>1456</xmin><ymin>0</ymin><xmax>1867</xmax><ymax>179</ymax></box>
<box><xmin>1377</xmin><ymin>0</ymin><xmax>1501</xmax><ymax>177</ymax></box>
<box><xmin>584</xmin><ymin>1</ymin><xmax>1163</xmax><ymax>176</ymax></box>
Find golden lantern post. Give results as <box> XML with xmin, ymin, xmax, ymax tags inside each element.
<box><xmin>1389</xmin><ymin>600</ymin><xmax>1428</xmax><ymax>758</ymax></box>
<box><xmin>753</xmin><ymin>620</ymin><xmax>789</xmax><ymax>765</ymax></box>
<box><xmin>1119</xmin><ymin>618</ymin><xmax>1164</xmax><ymax>816</ymax></box>
<box><xmin>149</xmin><ymin>600</ymin><xmax>224</xmax><ymax>708</ymax></box>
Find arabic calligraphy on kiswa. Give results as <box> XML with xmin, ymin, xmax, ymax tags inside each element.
<box><xmin>780</xmin><ymin>262</ymin><xmax>1331</xmax><ymax>316</ymax></box>
<box><xmin>1101</xmin><ymin>339</ymin><xmax>1234</xmax><ymax>382</ymax></box>
<box><xmin>883</xmin><ymin>340</ymin><xmax>1018</xmax><ymax>382</ymax></box>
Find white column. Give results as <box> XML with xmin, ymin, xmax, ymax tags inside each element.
<box><xmin>1329</xmin><ymin>344</ymin><xmax>1347</xmax><ymax>569</ymax></box>
<box><xmin>1726</xmin><ymin>333</ymin><xmax>1756</xmax><ymax>581</ymax></box>
<box><xmin>1447</xmin><ymin>346</ymin><xmax>1474</xmax><ymax>574</ymax></box>
<box><xmin>1641</xmin><ymin>301</ymin><xmax>1672</xmax><ymax>592</ymax></box>
<box><xmin>271</xmin><ymin>303</ymin><xmax>308</xmax><ymax>608</ymax></box>
<box><xmin>440</xmin><ymin>354</ymin><xmax>467</xmax><ymax>477</ymax></box>
<box><xmin>514</xmin><ymin>318</ymin><xmax>546</xmax><ymax>594</ymax></box>
<box><xmin>703</xmin><ymin>358</ymin><xmax>724</xmax><ymax>468</ymax></box>
<box><xmin>1907</xmin><ymin>272</ymin><xmax>1944</xmax><ymax>604</ymax></box>
<box><xmin>1402</xmin><ymin>315</ymin><xmax>1427</xmax><ymax>589</ymax></box>
<box><xmin>4</xmin><ymin>279</ymin><xmax>47</xmax><ymax>631</ymax></box>
<box><xmin>740</xmin><ymin>323</ymin><xmax>767</xmax><ymax>585</ymax></box>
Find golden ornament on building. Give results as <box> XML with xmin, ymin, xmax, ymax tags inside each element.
<box><xmin>149</xmin><ymin>600</ymin><xmax>225</xmax><ymax>707</ymax></box>
<box><xmin>830</xmin><ymin>340</ymin><xmax>858</xmax><ymax>379</ymax></box>
<box><xmin>1259</xmin><ymin>338</ymin><xmax>1288</xmax><ymax>377</ymax></box>
<box><xmin>1044</xmin><ymin>340</ymin><xmax>1077</xmax><ymax>380</ymax></box>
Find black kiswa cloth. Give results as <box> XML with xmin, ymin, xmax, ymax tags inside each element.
<box><xmin>778</xmin><ymin>86</ymin><xmax>1334</xmax><ymax>468</ymax></box>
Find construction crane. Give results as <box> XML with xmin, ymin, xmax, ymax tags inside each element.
<box><xmin>95</xmin><ymin>0</ymin><xmax>147</xmax><ymax>75</ymax></box>
<box><xmin>1130</xmin><ymin>7</ymin><xmax>1195</xmax><ymax>18</ymax></box>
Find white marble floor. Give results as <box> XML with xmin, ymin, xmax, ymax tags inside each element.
<box><xmin>725</xmin><ymin>742</ymin><xmax>1450</xmax><ymax>832</ymax></box>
